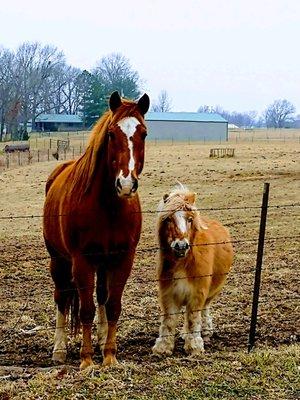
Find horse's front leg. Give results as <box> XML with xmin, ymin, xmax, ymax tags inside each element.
<box><xmin>72</xmin><ymin>255</ymin><xmax>96</xmax><ymax>370</ymax></box>
<box><xmin>152</xmin><ymin>292</ymin><xmax>180</xmax><ymax>357</ymax></box>
<box><xmin>102</xmin><ymin>253</ymin><xmax>134</xmax><ymax>366</ymax></box>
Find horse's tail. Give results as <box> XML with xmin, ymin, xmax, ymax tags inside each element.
<box><xmin>70</xmin><ymin>286</ymin><xmax>80</xmax><ymax>336</ymax></box>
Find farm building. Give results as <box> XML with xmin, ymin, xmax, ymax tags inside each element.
<box><xmin>35</xmin><ymin>114</ymin><xmax>83</xmax><ymax>132</ymax></box>
<box><xmin>145</xmin><ymin>112</ymin><xmax>228</xmax><ymax>141</ymax></box>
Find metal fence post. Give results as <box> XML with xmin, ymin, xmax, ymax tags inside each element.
<box><xmin>248</xmin><ymin>182</ymin><xmax>270</xmax><ymax>352</ymax></box>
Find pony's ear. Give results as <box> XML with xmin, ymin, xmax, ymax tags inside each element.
<box><xmin>163</xmin><ymin>193</ymin><xmax>169</xmax><ymax>203</ymax></box>
<box><xmin>185</xmin><ymin>192</ymin><xmax>196</xmax><ymax>205</ymax></box>
<box><xmin>194</xmin><ymin>214</ymin><xmax>208</xmax><ymax>231</ymax></box>
<box><xmin>137</xmin><ymin>93</ymin><xmax>150</xmax><ymax>115</ymax></box>
<box><xmin>109</xmin><ymin>91</ymin><xmax>122</xmax><ymax>112</ymax></box>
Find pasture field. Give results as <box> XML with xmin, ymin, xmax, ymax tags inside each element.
<box><xmin>0</xmin><ymin>140</ymin><xmax>299</xmax><ymax>399</ymax></box>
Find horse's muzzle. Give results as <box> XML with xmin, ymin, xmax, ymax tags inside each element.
<box><xmin>171</xmin><ymin>239</ymin><xmax>190</xmax><ymax>258</ymax></box>
<box><xmin>116</xmin><ymin>177</ymin><xmax>138</xmax><ymax>197</ymax></box>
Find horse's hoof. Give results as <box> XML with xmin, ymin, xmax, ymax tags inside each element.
<box><xmin>52</xmin><ymin>351</ymin><xmax>67</xmax><ymax>364</ymax></box>
<box><xmin>103</xmin><ymin>355</ymin><xmax>118</xmax><ymax>367</ymax></box>
<box><xmin>80</xmin><ymin>357</ymin><xmax>94</xmax><ymax>370</ymax></box>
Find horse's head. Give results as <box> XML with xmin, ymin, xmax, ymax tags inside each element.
<box><xmin>107</xmin><ymin>91</ymin><xmax>150</xmax><ymax>198</ymax></box>
<box><xmin>158</xmin><ymin>188</ymin><xmax>208</xmax><ymax>258</ymax></box>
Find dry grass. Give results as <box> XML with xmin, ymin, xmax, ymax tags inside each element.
<box><xmin>0</xmin><ymin>140</ymin><xmax>299</xmax><ymax>399</ymax></box>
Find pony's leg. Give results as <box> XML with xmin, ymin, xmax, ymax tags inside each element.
<box><xmin>183</xmin><ymin>301</ymin><xmax>205</xmax><ymax>355</ymax></box>
<box><xmin>96</xmin><ymin>269</ymin><xmax>108</xmax><ymax>351</ymax></box>
<box><xmin>102</xmin><ymin>254</ymin><xmax>134</xmax><ymax>366</ymax></box>
<box><xmin>152</xmin><ymin>296</ymin><xmax>180</xmax><ymax>357</ymax></box>
<box><xmin>201</xmin><ymin>303</ymin><xmax>213</xmax><ymax>342</ymax></box>
<box><xmin>50</xmin><ymin>257</ymin><xmax>73</xmax><ymax>364</ymax></box>
<box><xmin>72</xmin><ymin>255</ymin><xmax>96</xmax><ymax>370</ymax></box>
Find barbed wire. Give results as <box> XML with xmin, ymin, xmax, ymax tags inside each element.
<box><xmin>0</xmin><ymin>202</ymin><xmax>299</xmax><ymax>220</ymax></box>
<box><xmin>1</xmin><ymin>234</ymin><xmax>299</xmax><ymax>266</ymax></box>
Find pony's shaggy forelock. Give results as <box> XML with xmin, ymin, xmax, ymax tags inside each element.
<box><xmin>158</xmin><ymin>184</ymin><xmax>197</xmax><ymax>221</ymax></box>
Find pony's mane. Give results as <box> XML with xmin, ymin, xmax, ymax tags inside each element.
<box><xmin>69</xmin><ymin>99</ymin><xmax>145</xmax><ymax>197</ymax></box>
<box><xmin>158</xmin><ymin>184</ymin><xmax>197</xmax><ymax>221</ymax></box>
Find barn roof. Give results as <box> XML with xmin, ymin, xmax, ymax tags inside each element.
<box><xmin>35</xmin><ymin>114</ymin><xmax>83</xmax><ymax>124</ymax></box>
<box><xmin>145</xmin><ymin>112</ymin><xmax>227</xmax><ymax>123</ymax></box>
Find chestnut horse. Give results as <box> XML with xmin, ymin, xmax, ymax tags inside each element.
<box><xmin>43</xmin><ymin>91</ymin><xmax>150</xmax><ymax>369</ymax></box>
<box><xmin>152</xmin><ymin>185</ymin><xmax>233</xmax><ymax>357</ymax></box>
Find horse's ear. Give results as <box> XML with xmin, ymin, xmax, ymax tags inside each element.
<box><xmin>185</xmin><ymin>192</ymin><xmax>196</xmax><ymax>205</ymax></box>
<box><xmin>194</xmin><ymin>214</ymin><xmax>208</xmax><ymax>231</ymax></box>
<box><xmin>163</xmin><ymin>193</ymin><xmax>169</xmax><ymax>203</ymax></box>
<box><xmin>109</xmin><ymin>91</ymin><xmax>122</xmax><ymax>112</ymax></box>
<box><xmin>137</xmin><ymin>93</ymin><xmax>150</xmax><ymax>115</ymax></box>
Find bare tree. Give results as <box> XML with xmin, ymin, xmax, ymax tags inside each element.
<box><xmin>264</xmin><ymin>99</ymin><xmax>295</xmax><ymax>128</ymax></box>
<box><xmin>94</xmin><ymin>53</ymin><xmax>141</xmax><ymax>100</ymax></box>
<box><xmin>0</xmin><ymin>47</ymin><xmax>16</xmax><ymax>140</ymax></box>
<box><xmin>151</xmin><ymin>90</ymin><xmax>172</xmax><ymax>112</ymax></box>
<box><xmin>14</xmin><ymin>42</ymin><xmax>66</xmax><ymax>132</ymax></box>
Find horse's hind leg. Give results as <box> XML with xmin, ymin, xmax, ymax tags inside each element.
<box><xmin>50</xmin><ymin>256</ymin><xmax>73</xmax><ymax>364</ymax></box>
<box><xmin>72</xmin><ymin>255</ymin><xmax>95</xmax><ymax>370</ymax></box>
<box><xmin>96</xmin><ymin>269</ymin><xmax>108</xmax><ymax>351</ymax></box>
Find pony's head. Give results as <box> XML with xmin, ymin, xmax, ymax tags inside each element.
<box><xmin>158</xmin><ymin>184</ymin><xmax>208</xmax><ymax>258</ymax></box>
<box><xmin>107</xmin><ymin>91</ymin><xmax>150</xmax><ymax>197</ymax></box>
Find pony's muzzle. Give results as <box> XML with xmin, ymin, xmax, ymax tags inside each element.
<box><xmin>171</xmin><ymin>238</ymin><xmax>190</xmax><ymax>257</ymax></box>
<box><xmin>115</xmin><ymin>177</ymin><xmax>138</xmax><ymax>197</ymax></box>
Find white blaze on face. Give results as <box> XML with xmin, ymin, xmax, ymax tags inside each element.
<box><xmin>117</xmin><ymin>117</ymin><xmax>140</xmax><ymax>178</ymax></box>
<box><xmin>174</xmin><ymin>210</ymin><xmax>188</xmax><ymax>233</ymax></box>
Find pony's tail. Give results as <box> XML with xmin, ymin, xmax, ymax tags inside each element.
<box><xmin>70</xmin><ymin>287</ymin><xmax>80</xmax><ymax>336</ymax></box>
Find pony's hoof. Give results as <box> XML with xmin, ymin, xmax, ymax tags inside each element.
<box><xmin>152</xmin><ymin>342</ymin><xmax>173</xmax><ymax>357</ymax></box>
<box><xmin>184</xmin><ymin>337</ymin><xmax>205</xmax><ymax>355</ymax></box>
<box><xmin>103</xmin><ymin>354</ymin><xmax>118</xmax><ymax>367</ymax></box>
<box><xmin>188</xmin><ymin>347</ymin><xmax>205</xmax><ymax>357</ymax></box>
<box><xmin>80</xmin><ymin>357</ymin><xmax>94</xmax><ymax>370</ymax></box>
<box><xmin>52</xmin><ymin>350</ymin><xmax>67</xmax><ymax>364</ymax></box>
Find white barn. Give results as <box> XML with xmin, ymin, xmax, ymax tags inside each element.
<box><xmin>145</xmin><ymin>112</ymin><xmax>228</xmax><ymax>141</ymax></box>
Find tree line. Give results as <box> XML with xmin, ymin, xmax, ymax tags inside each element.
<box><xmin>197</xmin><ymin>99</ymin><xmax>297</xmax><ymax>129</ymax></box>
<box><xmin>0</xmin><ymin>43</ymin><xmax>141</xmax><ymax>140</ymax></box>
<box><xmin>0</xmin><ymin>41</ymin><xmax>298</xmax><ymax>142</ymax></box>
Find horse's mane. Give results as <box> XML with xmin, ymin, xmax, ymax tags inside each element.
<box><xmin>68</xmin><ymin>99</ymin><xmax>145</xmax><ymax>197</ymax></box>
<box><xmin>157</xmin><ymin>184</ymin><xmax>197</xmax><ymax>221</ymax></box>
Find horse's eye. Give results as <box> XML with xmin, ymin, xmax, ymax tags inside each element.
<box><xmin>141</xmin><ymin>131</ymin><xmax>147</xmax><ymax>140</ymax></box>
<box><xmin>187</xmin><ymin>216</ymin><xmax>193</xmax><ymax>223</ymax></box>
<box><xmin>108</xmin><ymin>131</ymin><xmax>115</xmax><ymax>140</ymax></box>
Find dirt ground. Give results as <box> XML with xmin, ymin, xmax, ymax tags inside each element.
<box><xmin>0</xmin><ymin>140</ymin><xmax>299</xmax><ymax>399</ymax></box>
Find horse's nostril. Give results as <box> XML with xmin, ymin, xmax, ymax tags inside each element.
<box><xmin>132</xmin><ymin>179</ymin><xmax>138</xmax><ymax>192</ymax></box>
<box><xmin>116</xmin><ymin>178</ymin><xmax>122</xmax><ymax>190</ymax></box>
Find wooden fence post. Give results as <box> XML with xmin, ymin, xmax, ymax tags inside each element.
<box><xmin>248</xmin><ymin>182</ymin><xmax>270</xmax><ymax>352</ymax></box>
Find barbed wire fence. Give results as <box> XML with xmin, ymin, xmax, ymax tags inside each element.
<box><xmin>0</xmin><ymin>185</ymin><xmax>299</xmax><ymax>365</ymax></box>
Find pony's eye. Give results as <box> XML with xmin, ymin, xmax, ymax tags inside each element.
<box><xmin>108</xmin><ymin>131</ymin><xmax>115</xmax><ymax>140</ymax></box>
<box><xmin>187</xmin><ymin>216</ymin><xmax>193</xmax><ymax>223</ymax></box>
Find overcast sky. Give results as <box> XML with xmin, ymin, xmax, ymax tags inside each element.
<box><xmin>1</xmin><ymin>0</ymin><xmax>300</xmax><ymax>113</ymax></box>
